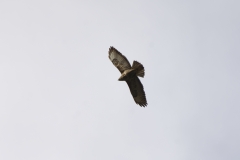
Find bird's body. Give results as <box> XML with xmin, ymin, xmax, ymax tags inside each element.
<box><xmin>108</xmin><ymin>46</ymin><xmax>147</xmax><ymax>107</ymax></box>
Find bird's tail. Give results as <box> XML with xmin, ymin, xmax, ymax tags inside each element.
<box><xmin>132</xmin><ymin>61</ymin><xmax>145</xmax><ymax>77</ymax></box>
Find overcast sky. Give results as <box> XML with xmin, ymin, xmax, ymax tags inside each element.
<box><xmin>0</xmin><ymin>0</ymin><xmax>240</xmax><ymax>160</ymax></box>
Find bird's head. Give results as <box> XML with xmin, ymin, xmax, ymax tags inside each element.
<box><xmin>118</xmin><ymin>69</ymin><xmax>134</xmax><ymax>81</ymax></box>
<box><xmin>118</xmin><ymin>74</ymin><xmax>126</xmax><ymax>81</ymax></box>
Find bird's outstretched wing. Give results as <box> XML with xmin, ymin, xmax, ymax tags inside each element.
<box><xmin>108</xmin><ymin>46</ymin><xmax>131</xmax><ymax>73</ymax></box>
<box><xmin>126</xmin><ymin>76</ymin><xmax>147</xmax><ymax>107</ymax></box>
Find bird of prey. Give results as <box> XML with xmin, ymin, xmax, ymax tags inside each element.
<box><xmin>108</xmin><ymin>46</ymin><xmax>147</xmax><ymax>107</ymax></box>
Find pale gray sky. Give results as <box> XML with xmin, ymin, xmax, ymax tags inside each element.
<box><xmin>0</xmin><ymin>0</ymin><xmax>240</xmax><ymax>160</ymax></box>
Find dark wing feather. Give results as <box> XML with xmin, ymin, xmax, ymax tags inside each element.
<box><xmin>108</xmin><ymin>46</ymin><xmax>131</xmax><ymax>73</ymax></box>
<box><xmin>126</xmin><ymin>76</ymin><xmax>147</xmax><ymax>107</ymax></box>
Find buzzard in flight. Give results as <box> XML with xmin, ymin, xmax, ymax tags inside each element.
<box><xmin>108</xmin><ymin>46</ymin><xmax>147</xmax><ymax>107</ymax></box>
